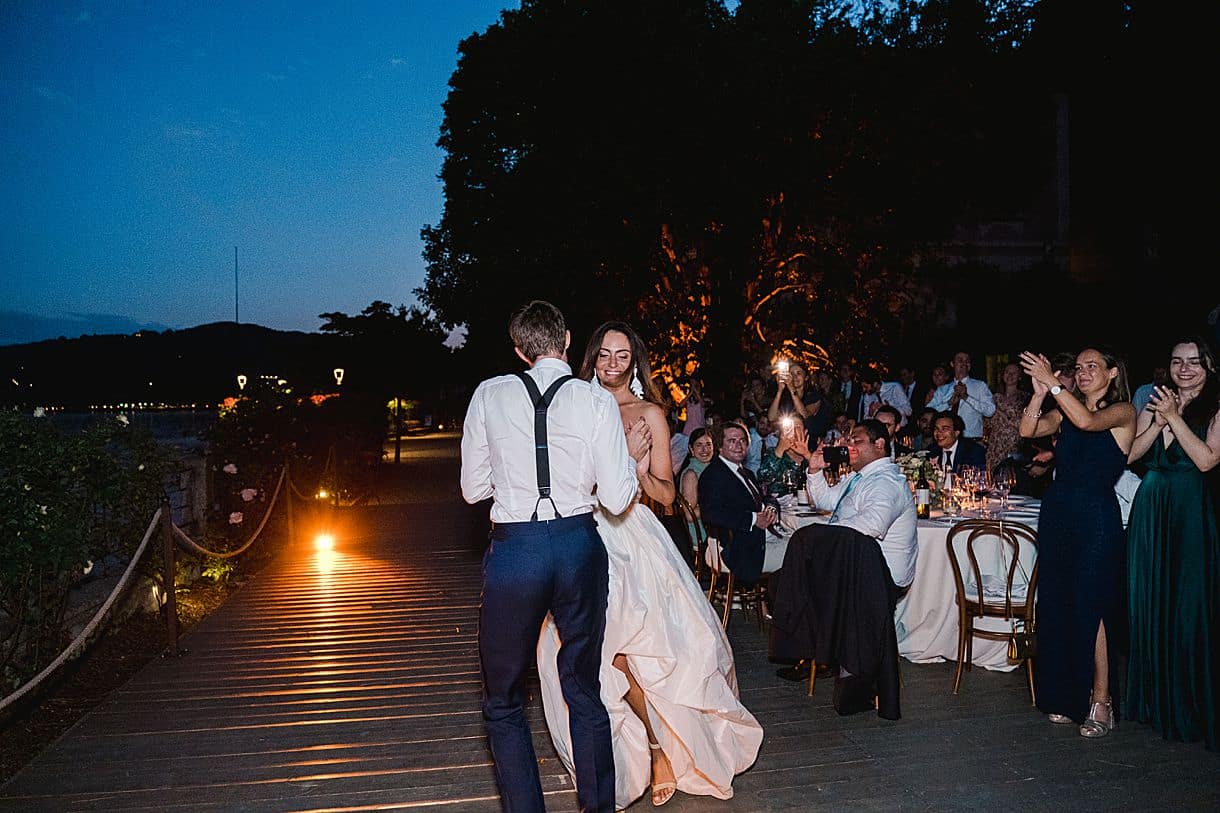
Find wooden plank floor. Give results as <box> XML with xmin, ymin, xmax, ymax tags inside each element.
<box><xmin>2</xmin><ymin>435</ymin><xmax>1217</xmax><ymax>812</ymax></box>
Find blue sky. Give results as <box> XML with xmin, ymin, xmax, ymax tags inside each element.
<box><xmin>0</xmin><ymin>1</ymin><xmax>517</xmax><ymax>344</ymax></box>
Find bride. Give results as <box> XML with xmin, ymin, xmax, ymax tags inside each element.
<box><xmin>537</xmin><ymin>321</ymin><xmax>763</xmax><ymax>809</ymax></box>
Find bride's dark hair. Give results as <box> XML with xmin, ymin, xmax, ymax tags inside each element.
<box><xmin>578</xmin><ymin>320</ymin><xmax>663</xmax><ymax>405</ymax></box>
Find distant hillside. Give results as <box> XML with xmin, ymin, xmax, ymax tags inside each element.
<box><xmin>0</xmin><ymin>310</ymin><xmax>174</xmax><ymax>346</ymax></box>
<box><xmin>0</xmin><ymin>322</ymin><xmax>352</xmax><ymax>408</ymax></box>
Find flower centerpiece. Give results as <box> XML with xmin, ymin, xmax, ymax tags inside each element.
<box><xmin>895</xmin><ymin>450</ymin><xmax>933</xmax><ymax>487</ymax></box>
<box><xmin>896</xmin><ymin>450</ymin><xmax>956</xmax><ymax>507</ymax></box>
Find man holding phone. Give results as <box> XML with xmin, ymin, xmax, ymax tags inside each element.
<box><xmin>770</xmin><ymin>420</ymin><xmax>918</xmax><ymax>693</ymax></box>
<box><xmin>787</xmin><ymin>421</ymin><xmax>918</xmax><ymax>591</ymax></box>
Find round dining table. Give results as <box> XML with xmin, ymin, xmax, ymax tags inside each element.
<box><xmin>792</xmin><ymin>495</ymin><xmax>1041</xmax><ymax>671</ymax></box>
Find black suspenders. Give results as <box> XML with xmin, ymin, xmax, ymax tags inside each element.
<box><xmin>514</xmin><ymin>372</ymin><xmax>576</xmax><ymax>521</ymax></box>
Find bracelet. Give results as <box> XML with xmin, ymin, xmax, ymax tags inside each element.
<box><xmin>1023</xmin><ymin>409</ymin><xmax>1042</xmax><ymax>419</ymax></box>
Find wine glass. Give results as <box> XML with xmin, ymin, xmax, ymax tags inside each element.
<box><xmin>993</xmin><ymin>464</ymin><xmax>1016</xmax><ymax>511</ymax></box>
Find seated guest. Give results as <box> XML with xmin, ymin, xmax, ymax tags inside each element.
<box><xmin>697</xmin><ymin>420</ymin><xmax>781</xmax><ymax>587</ymax></box>
<box><xmin>668</xmin><ymin>410</ymin><xmax>689</xmax><ymax>477</ymax></box>
<box><xmin>743</xmin><ymin>413</ymin><xmax>772</xmax><ymax>474</ymax></box>
<box><xmin>758</xmin><ymin>417</ymin><xmax>809</xmax><ymax>496</ymax></box>
<box><xmin>900</xmin><ymin>405</ymin><xmax>936</xmax><ymax>452</ymax></box>
<box><xmin>678</xmin><ymin>427</ymin><xmax>715</xmax><ymax>551</ymax></box>
<box><xmin>739</xmin><ymin>372</ymin><xmax>769</xmax><ymax>423</ymax></box>
<box><xmin>927</xmin><ymin>411</ymin><xmax>986</xmax><ymax>474</ymax></box>
<box><xmin>875</xmin><ymin>404</ymin><xmax>913</xmax><ymax>457</ymax></box>
<box><xmin>768</xmin><ymin>419</ymin><xmax>918</xmax><ymax>718</ymax></box>
<box><xmin>825</xmin><ymin>411</ymin><xmax>853</xmax><ymax>444</ymax></box>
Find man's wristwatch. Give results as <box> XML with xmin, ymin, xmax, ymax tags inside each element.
<box><xmin>1050</xmin><ymin>385</ymin><xmax>1063</xmax><ymax>396</ymax></box>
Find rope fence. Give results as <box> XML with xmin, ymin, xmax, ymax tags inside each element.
<box><xmin>1</xmin><ymin>454</ymin><xmax>334</xmax><ymax>716</ymax></box>
<box><xmin>172</xmin><ymin>466</ymin><xmax>287</xmax><ymax>559</ymax></box>
<box><xmin>0</xmin><ymin>508</ymin><xmax>163</xmax><ymax>720</ymax></box>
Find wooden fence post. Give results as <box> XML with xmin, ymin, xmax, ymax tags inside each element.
<box><xmin>160</xmin><ymin>499</ymin><xmax>180</xmax><ymax>657</ymax></box>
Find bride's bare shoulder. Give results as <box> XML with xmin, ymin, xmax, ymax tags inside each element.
<box><xmin>617</xmin><ymin>399</ymin><xmax>669</xmax><ymax>431</ymax></box>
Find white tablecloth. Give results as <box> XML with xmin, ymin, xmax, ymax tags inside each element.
<box><xmin>793</xmin><ymin>497</ymin><xmax>1040</xmax><ymax>671</ymax></box>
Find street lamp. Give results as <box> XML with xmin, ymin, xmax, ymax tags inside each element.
<box><xmin>333</xmin><ymin>368</ymin><xmax>344</xmax><ymax>387</ymax></box>
<box><xmin>236</xmin><ymin>374</ymin><xmax>247</xmax><ymax>392</ymax></box>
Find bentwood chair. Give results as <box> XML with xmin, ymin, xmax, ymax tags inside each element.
<box><xmin>945</xmin><ymin>519</ymin><xmax>1039</xmax><ymax>704</ymax></box>
<box><xmin>673</xmin><ymin>492</ymin><xmax>707</xmax><ymax>583</ymax></box>
<box><xmin>703</xmin><ymin>525</ymin><xmax>769</xmax><ymax>632</ymax></box>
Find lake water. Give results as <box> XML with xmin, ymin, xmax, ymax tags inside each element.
<box><xmin>46</xmin><ymin>409</ymin><xmax>216</xmax><ymax>450</ymax></box>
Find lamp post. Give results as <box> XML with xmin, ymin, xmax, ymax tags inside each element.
<box><xmin>331</xmin><ymin>367</ymin><xmax>343</xmax><ymax>507</ymax></box>
<box><xmin>236</xmin><ymin>374</ymin><xmax>247</xmax><ymax>392</ymax></box>
<box><xmin>393</xmin><ymin>394</ymin><xmax>402</xmax><ymax>465</ymax></box>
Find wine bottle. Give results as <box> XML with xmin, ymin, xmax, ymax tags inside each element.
<box><xmin>915</xmin><ymin>461</ymin><xmax>931</xmax><ymax>519</ymax></box>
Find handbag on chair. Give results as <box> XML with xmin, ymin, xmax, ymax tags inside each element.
<box><xmin>1007</xmin><ymin>619</ymin><xmax>1037</xmax><ymax>662</ymax></box>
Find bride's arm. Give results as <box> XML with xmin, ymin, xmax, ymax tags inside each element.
<box><xmin>637</xmin><ymin>402</ymin><xmax>676</xmax><ymax>506</ymax></box>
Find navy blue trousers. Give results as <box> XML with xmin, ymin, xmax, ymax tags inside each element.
<box><xmin>479</xmin><ymin>513</ymin><xmax>615</xmax><ymax>813</ymax></box>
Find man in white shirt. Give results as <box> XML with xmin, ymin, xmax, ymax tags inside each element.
<box><xmin>460</xmin><ymin>300</ymin><xmax>644</xmax><ymax>813</ymax></box>
<box><xmin>856</xmin><ymin>367</ymin><xmax>913</xmax><ymax>427</ymax></box>
<box><xmin>800</xmin><ymin>420</ymin><xmax>918</xmax><ymax>588</ymax></box>
<box><xmin>927</xmin><ymin>350</ymin><xmax>996</xmax><ymax>440</ymax></box>
<box><xmin>769</xmin><ymin>419</ymin><xmax>917</xmax><ymax>706</ymax></box>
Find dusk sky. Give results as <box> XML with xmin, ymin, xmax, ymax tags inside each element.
<box><xmin>1</xmin><ymin>1</ymin><xmax>520</xmax><ymax>344</ymax></box>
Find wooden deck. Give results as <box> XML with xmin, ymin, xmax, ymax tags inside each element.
<box><xmin>2</xmin><ymin>435</ymin><xmax>1217</xmax><ymax>812</ymax></box>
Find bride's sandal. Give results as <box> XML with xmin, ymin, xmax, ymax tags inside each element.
<box><xmin>1079</xmin><ymin>699</ymin><xmax>1116</xmax><ymax>738</ymax></box>
<box><xmin>1048</xmin><ymin>713</ymin><xmax>1073</xmax><ymax>724</ymax></box>
<box><xmin>648</xmin><ymin>742</ymin><xmax>676</xmax><ymax>807</ymax></box>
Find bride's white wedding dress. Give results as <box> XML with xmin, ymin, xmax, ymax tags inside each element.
<box><xmin>537</xmin><ymin>497</ymin><xmax>763</xmax><ymax>809</ymax></box>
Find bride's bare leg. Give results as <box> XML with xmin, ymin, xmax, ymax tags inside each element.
<box><xmin>612</xmin><ymin>654</ymin><xmax>676</xmax><ymax>805</ymax></box>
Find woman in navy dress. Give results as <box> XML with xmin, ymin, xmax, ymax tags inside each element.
<box><xmin>1019</xmin><ymin>348</ymin><xmax>1136</xmax><ymax>737</ymax></box>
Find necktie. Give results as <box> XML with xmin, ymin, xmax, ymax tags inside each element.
<box><xmin>738</xmin><ymin>466</ymin><xmax>762</xmax><ymax>509</ymax></box>
<box><xmin>943</xmin><ymin>450</ymin><xmax>953</xmax><ymax>470</ymax></box>
<box><xmin>830</xmin><ymin>473</ymin><xmax>861</xmax><ymax>521</ymax></box>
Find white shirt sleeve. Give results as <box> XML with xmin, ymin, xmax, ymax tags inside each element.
<box><xmin>806</xmin><ymin>469</ymin><xmax>850</xmax><ymax>512</ymax></box>
<box><xmin>882</xmin><ymin>381</ymin><xmax>912</xmax><ymax>420</ymax></box>
<box><xmin>927</xmin><ymin>383</ymin><xmax>951</xmax><ymax>412</ymax></box>
<box><xmin>967</xmin><ymin>379</ymin><xmax>996</xmax><ymax>418</ymax></box>
<box><xmin>459</xmin><ymin>382</ymin><xmax>493</xmax><ymax>504</ymax></box>
<box><xmin>591</xmin><ymin>389</ymin><xmax>639</xmax><ymax>515</ymax></box>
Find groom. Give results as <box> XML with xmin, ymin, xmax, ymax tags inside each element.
<box><xmin>460</xmin><ymin>300</ymin><xmax>644</xmax><ymax>812</ymax></box>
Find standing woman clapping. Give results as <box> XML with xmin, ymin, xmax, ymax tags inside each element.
<box><xmin>1124</xmin><ymin>335</ymin><xmax>1220</xmax><ymax>751</ymax></box>
<box><xmin>1019</xmin><ymin>348</ymin><xmax>1137</xmax><ymax>738</ymax></box>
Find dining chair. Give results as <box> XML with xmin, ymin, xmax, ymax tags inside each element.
<box><xmin>945</xmin><ymin>518</ymin><xmax>1038</xmax><ymax>704</ymax></box>
<box><xmin>672</xmin><ymin>491</ymin><xmax>706</xmax><ymax>582</ymax></box>
<box><xmin>702</xmin><ymin>525</ymin><xmax>769</xmax><ymax>632</ymax></box>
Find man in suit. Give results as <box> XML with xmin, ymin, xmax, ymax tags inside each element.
<box><xmin>697</xmin><ymin>420</ymin><xmax>781</xmax><ymax>587</ymax></box>
<box><xmin>898</xmin><ymin>365</ymin><xmax>927</xmax><ymax>411</ymax></box>
<box><xmin>927</xmin><ymin>411</ymin><xmax>986</xmax><ymax>473</ymax></box>
<box><xmin>461</xmin><ymin>300</ymin><xmax>645</xmax><ymax>812</ymax></box>
<box><xmin>832</xmin><ymin>361</ymin><xmax>861</xmax><ymax>423</ymax></box>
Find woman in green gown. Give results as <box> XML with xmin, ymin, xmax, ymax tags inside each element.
<box><xmin>1125</xmin><ymin>335</ymin><xmax>1220</xmax><ymax>751</ymax></box>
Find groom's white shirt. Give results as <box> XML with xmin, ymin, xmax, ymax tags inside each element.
<box><xmin>461</xmin><ymin>357</ymin><xmax>638</xmax><ymax>522</ymax></box>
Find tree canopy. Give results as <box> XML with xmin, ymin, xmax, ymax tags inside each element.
<box><xmin>418</xmin><ymin>0</ymin><xmax>1192</xmax><ymax>401</ymax></box>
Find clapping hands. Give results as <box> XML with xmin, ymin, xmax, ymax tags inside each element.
<box><xmin>1019</xmin><ymin>351</ymin><xmax>1058</xmax><ymax>394</ymax></box>
<box><xmin>1147</xmin><ymin>385</ymin><xmax>1180</xmax><ymax>426</ymax></box>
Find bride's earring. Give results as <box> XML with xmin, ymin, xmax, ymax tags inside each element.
<box><xmin>630</xmin><ymin>367</ymin><xmax>645</xmax><ymax>399</ymax></box>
